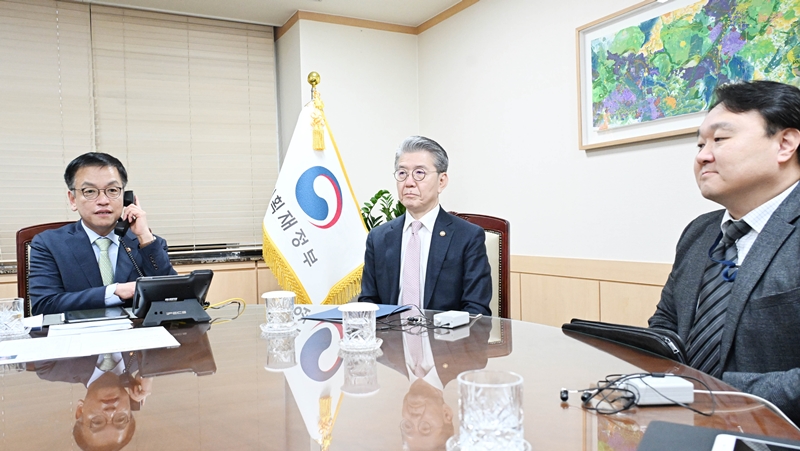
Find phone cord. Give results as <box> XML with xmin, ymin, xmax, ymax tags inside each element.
<box><xmin>119</xmin><ymin>237</ymin><xmax>145</xmax><ymax>278</ymax></box>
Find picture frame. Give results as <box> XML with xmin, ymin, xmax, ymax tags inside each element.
<box><xmin>576</xmin><ymin>0</ymin><xmax>800</xmax><ymax>150</ymax></box>
<box><xmin>576</xmin><ymin>0</ymin><xmax>702</xmax><ymax>150</ymax></box>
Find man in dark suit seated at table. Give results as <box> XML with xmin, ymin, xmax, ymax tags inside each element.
<box><xmin>649</xmin><ymin>80</ymin><xmax>800</xmax><ymax>425</ymax></box>
<box><xmin>29</xmin><ymin>152</ymin><xmax>176</xmax><ymax>315</ymax></box>
<box><xmin>359</xmin><ymin>136</ymin><xmax>492</xmax><ymax>316</ymax></box>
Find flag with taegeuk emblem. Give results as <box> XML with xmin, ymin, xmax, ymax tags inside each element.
<box><xmin>262</xmin><ymin>89</ymin><xmax>366</xmax><ymax>304</ymax></box>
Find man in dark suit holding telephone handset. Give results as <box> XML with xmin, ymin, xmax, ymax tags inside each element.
<box><xmin>29</xmin><ymin>152</ymin><xmax>176</xmax><ymax>315</ymax></box>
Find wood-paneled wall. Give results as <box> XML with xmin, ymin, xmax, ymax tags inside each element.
<box><xmin>0</xmin><ymin>255</ymin><xmax>672</xmax><ymax>327</ymax></box>
<box><xmin>509</xmin><ymin>256</ymin><xmax>671</xmax><ymax>327</ymax></box>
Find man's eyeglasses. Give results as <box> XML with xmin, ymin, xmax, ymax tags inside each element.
<box><xmin>394</xmin><ymin>169</ymin><xmax>439</xmax><ymax>182</ymax></box>
<box><xmin>74</xmin><ymin>187</ymin><xmax>123</xmax><ymax>200</ymax></box>
<box><xmin>85</xmin><ymin>411</ymin><xmax>131</xmax><ymax>431</ymax></box>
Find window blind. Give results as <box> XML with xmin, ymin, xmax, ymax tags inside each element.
<box><xmin>0</xmin><ymin>1</ymin><xmax>278</xmax><ymax>263</ymax></box>
<box><xmin>0</xmin><ymin>0</ymin><xmax>93</xmax><ymax>262</ymax></box>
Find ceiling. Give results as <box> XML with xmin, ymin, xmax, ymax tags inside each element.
<box><xmin>78</xmin><ymin>0</ymin><xmax>464</xmax><ymax>27</ymax></box>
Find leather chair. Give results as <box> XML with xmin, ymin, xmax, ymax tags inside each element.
<box><xmin>449</xmin><ymin>212</ymin><xmax>510</xmax><ymax>319</ymax></box>
<box><xmin>16</xmin><ymin>221</ymin><xmax>73</xmax><ymax>317</ymax></box>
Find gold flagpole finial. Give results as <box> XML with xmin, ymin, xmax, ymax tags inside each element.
<box><xmin>308</xmin><ymin>71</ymin><xmax>321</xmax><ymax>88</ymax></box>
<box><xmin>308</xmin><ymin>72</ymin><xmax>325</xmax><ymax>150</ymax></box>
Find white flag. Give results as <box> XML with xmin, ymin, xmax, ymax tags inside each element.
<box><xmin>263</xmin><ymin>93</ymin><xmax>366</xmax><ymax>304</ymax></box>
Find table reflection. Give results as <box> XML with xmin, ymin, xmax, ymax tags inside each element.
<box><xmin>275</xmin><ymin>309</ymin><xmax>503</xmax><ymax>451</ymax></box>
<box><xmin>28</xmin><ymin>322</ymin><xmax>215</xmax><ymax>451</ymax></box>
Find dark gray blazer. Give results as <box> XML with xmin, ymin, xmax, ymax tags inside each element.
<box><xmin>29</xmin><ymin>221</ymin><xmax>176</xmax><ymax>315</ymax></box>
<box><xmin>359</xmin><ymin>207</ymin><xmax>492</xmax><ymax>316</ymax></box>
<box><xmin>649</xmin><ymin>184</ymin><xmax>800</xmax><ymax>425</ymax></box>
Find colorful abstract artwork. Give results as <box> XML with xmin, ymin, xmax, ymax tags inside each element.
<box><xmin>591</xmin><ymin>0</ymin><xmax>800</xmax><ymax>130</ymax></box>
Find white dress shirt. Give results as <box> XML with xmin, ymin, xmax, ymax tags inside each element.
<box><xmin>721</xmin><ymin>181</ymin><xmax>798</xmax><ymax>265</ymax></box>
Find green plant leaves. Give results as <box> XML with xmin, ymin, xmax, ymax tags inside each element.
<box><xmin>361</xmin><ymin>189</ymin><xmax>406</xmax><ymax>231</ymax></box>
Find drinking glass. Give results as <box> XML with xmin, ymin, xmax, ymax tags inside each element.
<box><xmin>0</xmin><ymin>298</ymin><xmax>25</xmax><ymax>337</ymax></box>
<box><xmin>447</xmin><ymin>370</ymin><xmax>529</xmax><ymax>451</ymax></box>
<box><xmin>261</xmin><ymin>291</ymin><xmax>296</xmax><ymax>332</ymax></box>
<box><xmin>338</xmin><ymin>303</ymin><xmax>381</xmax><ymax>351</ymax></box>
<box><xmin>340</xmin><ymin>348</ymin><xmax>381</xmax><ymax>396</ymax></box>
<box><xmin>263</xmin><ymin>329</ymin><xmax>299</xmax><ymax>372</ymax></box>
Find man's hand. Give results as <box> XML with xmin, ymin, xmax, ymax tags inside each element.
<box><xmin>126</xmin><ymin>375</ymin><xmax>153</xmax><ymax>403</ymax></box>
<box><xmin>121</xmin><ymin>195</ymin><xmax>154</xmax><ymax>245</ymax></box>
<box><xmin>114</xmin><ymin>281</ymin><xmax>136</xmax><ymax>300</ymax></box>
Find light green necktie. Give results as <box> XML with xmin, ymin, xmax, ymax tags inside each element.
<box><xmin>96</xmin><ymin>237</ymin><xmax>114</xmax><ymax>286</ymax></box>
<box><xmin>99</xmin><ymin>353</ymin><xmax>117</xmax><ymax>371</ymax></box>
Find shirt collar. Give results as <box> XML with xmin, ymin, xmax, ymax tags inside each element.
<box><xmin>80</xmin><ymin>220</ymin><xmax>120</xmax><ymax>246</ymax></box>
<box><xmin>721</xmin><ymin>181</ymin><xmax>798</xmax><ymax>233</ymax></box>
<box><xmin>404</xmin><ymin>204</ymin><xmax>440</xmax><ymax>233</ymax></box>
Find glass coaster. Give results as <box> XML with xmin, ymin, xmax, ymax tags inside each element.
<box><xmin>338</xmin><ymin>337</ymin><xmax>383</xmax><ymax>353</ymax></box>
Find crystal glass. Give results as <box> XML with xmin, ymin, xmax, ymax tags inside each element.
<box><xmin>338</xmin><ymin>303</ymin><xmax>381</xmax><ymax>351</ymax></box>
<box><xmin>0</xmin><ymin>298</ymin><xmax>25</xmax><ymax>337</ymax></box>
<box><xmin>261</xmin><ymin>291</ymin><xmax>296</xmax><ymax>332</ymax></box>
<box><xmin>263</xmin><ymin>329</ymin><xmax>299</xmax><ymax>372</ymax></box>
<box><xmin>447</xmin><ymin>370</ymin><xmax>529</xmax><ymax>451</ymax></box>
<box><xmin>340</xmin><ymin>348</ymin><xmax>381</xmax><ymax>396</ymax></box>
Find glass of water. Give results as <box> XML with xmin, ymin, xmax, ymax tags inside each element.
<box><xmin>261</xmin><ymin>291</ymin><xmax>296</xmax><ymax>333</ymax></box>
<box><xmin>0</xmin><ymin>298</ymin><xmax>25</xmax><ymax>337</ymax></box>
<box><xmin>340</xmin><ymin>348</ymin><xmax>381</xmax><ymax>396</ymax></box>
<box><xmin>447</xmin><ymin>370</ymin><xmax>529</xmax><ymax>451</ymax></box>
<box><xmin>338</xmin><ymin>303</ymin><xmax>381</xmax><ymax>352</ymax></box>
<box><xmin>263</xmin><ymin>329</ymin><xmax>299</xmax><ymax>372</ymax></box>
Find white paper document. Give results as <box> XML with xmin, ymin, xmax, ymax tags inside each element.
<box><xmin>48</xmin><ymin>319</ymin><xmax>133</xmax><ymax>336</ymax></box>
<box><xmin>0</xmin><ymin>327</ymin><xmax>180</xmax><ymax>364</ymax></box>
<box><xmin>22</xmin><ymin>314</ymin><xmax>43</xmax><ymax>331</ymax></box>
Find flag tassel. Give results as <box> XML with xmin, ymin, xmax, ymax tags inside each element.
<box><xmin>262</xmin><ymin>225</ymin><xmax>312</xmax><ymax>304</ymax></box>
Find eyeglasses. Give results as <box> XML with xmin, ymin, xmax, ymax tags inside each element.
<box><xmin>394</xmin><ymin>169</ymin><xmax>439</xmax><ymax>182</ymax></box>
<box><xmin>74</xmin><ymin>187</ymin><xmax>123</xmax><ymax>201</ymax></box>
<box><xmin>85</xmin><ymin>411</ymin><xmax>130</xmax><ymax>431</ymax></box>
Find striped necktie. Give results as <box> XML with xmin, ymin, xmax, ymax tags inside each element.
<box><xmin>96</xmin><ymin>237</ymin><xmax>114</xmax><ymax>286</ymax></box>
<box><xmin>686</xmin><ymin>219</ymin><xmax>752</xmax><ymax>377</ymax></box>
<box><xmin>402</xmin><ymin>221</ymin><xmax>423</xmax><ymax>308</ymax></box>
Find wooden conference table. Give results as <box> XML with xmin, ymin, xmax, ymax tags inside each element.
<box><xmin>0</xmin><ymin>305</ymin><xmax>798</xmax><ymax>450</ymax></box>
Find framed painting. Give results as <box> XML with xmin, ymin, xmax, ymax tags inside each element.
<box><xmin>576</xmin><ymin>0</ymin><xmax>800</xmax><ymax>150</ymax></box>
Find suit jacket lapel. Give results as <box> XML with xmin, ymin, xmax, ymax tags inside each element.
<box><xmin>115</xmin><ymin>233</ymin><xmax>137</xmax><ymax>283</ymax></box>
<box><xmin>69</xmin><ymin>221</ymin><xmax>104</xmax><ymax>288</ymax></box>
<box><xmin>385</xmin><ymin>215</ymin><xmax>404</xmax><ymax>305</ymax></box>
<box><xmin>424</xmin><ymin>208</ymin><xmax>453</xmax><ymax>308</ymax></box>
<box><xmin>721</xmin><ymin>185</ymin><xmax>800</xmax><ymax>364</ymax></box>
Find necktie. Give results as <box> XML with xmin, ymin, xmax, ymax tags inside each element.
<box><xmin>402</xmin><ymin>221</ymin><xmax>423</xmax><ymax>308</ymax></box>
<box><xmin>99</xmin><ymin>353</ymin><xmax>118</xmax><ymax>371</ymax></box>
<box><xmin>407</xmin><ymin>331</ymin><xmax>428</xmax><ymax>378</ymax></box>
<box><xmin>686</xmin><ymin>219</ymin><xmax>752</xmax><ymax>377</ymax></box>
<box><xmin>96</xmin><ymin>237</ymin><xmax>114</xmax><ymax>286</ymax></box>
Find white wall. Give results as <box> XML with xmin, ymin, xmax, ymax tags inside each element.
<box><xmin>417</xmin><ymin>0</ymin><xmax>717</xmax><ymax>263</ymax></box>
<box><xmin>275</xmin><ymin>20</ymin><xmax>420</xmax><ymax>205</ymax></box>
<box><xmin>275</xmin><ymin>0</ymin><xmax>722</xmax><ymax>264</ymax></box>
<box><xmin>276</xmin><ymin>23</ymin><xmax>302</xmax><ymax>163</ymax></box>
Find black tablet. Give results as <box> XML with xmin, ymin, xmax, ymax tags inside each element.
<box><xmin>64</xmin><ymin>306</ymin><xmax>129</xmax><ymax>323</ymax></box>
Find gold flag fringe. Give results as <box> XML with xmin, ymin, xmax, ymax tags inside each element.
<box><xmin>262</xmin><ymin>224</ymin><xmax>362</xmax><ymax>305</ymax></box>
<box><xmin>262</xmin><ymin>225</ymin><xmax>312</xmax><ymax>304</ymax></box>
<box><xmin>321</xmin><ymin>265</ymin><xmax>363</xmax><ymax>305</ymax></box>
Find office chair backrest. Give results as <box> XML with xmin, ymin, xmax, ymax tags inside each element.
<box><xmin>449</xmin><ymin>212</ymin><xmax>510</xmax><ymax>319</ymax></box>
<box><xmin>16</xmin><ymin>221</ymin><xmax>73</xmax><ymax>317</ymax></box>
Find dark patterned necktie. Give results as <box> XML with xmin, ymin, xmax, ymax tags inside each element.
<box><xmin>686</xmin><ymin>219</ymin><xmax>752</xmax><ymax>377</ymax></box>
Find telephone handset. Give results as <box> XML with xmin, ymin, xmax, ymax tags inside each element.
<box><xmin>114</xmin><ymin>190</ymin><xmax>135</xmax><ymax>237</ymax></box>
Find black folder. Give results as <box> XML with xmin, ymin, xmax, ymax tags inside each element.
<box><xmin>638</xmin><ymin>421</ymin><xmax>800</xmax><ymax>451</ymax></box>
<box><xmin>562</xmin><ymin>318</ymin><xmax>686</xmax><ymax>364</ymax></box>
